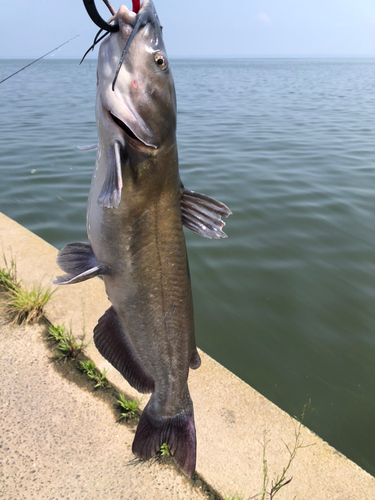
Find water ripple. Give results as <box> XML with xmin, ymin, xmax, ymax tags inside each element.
<box><xmin>1</xmin><ymin>57</ymin><xmax>375</xmax><ymax>475</ymax></box>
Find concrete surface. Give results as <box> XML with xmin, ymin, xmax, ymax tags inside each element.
<box><xmin>0</xmin><ymin>300</ymin><xmax>208</xmax><ymax>500</ymax></box>
<box><xmin>1</xmin><ymin>211</ymin><xmax>375</xmax><ymax>500</ymax></box>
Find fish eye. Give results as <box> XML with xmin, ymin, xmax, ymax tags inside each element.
<box><xmin>154</xmin><ymin>52</ymin><xmax>168</xmax><ymax>71</ymax></box>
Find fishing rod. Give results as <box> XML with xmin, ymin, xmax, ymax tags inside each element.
<box><xmin>0</xmin><ymin>35</ymin><xmax>79</xmax><ymax>85</ymax></box>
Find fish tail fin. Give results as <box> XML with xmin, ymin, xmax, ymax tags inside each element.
<box><xmin>132</xmin><ymin>396</ymin><xmax>196</xmax><ymax>477</ymax></box>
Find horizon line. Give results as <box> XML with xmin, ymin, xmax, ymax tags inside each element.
<box><xmin>1</xmin><ymin>54</ymin><xmax>375</xmax><ymax>60</ymax></box>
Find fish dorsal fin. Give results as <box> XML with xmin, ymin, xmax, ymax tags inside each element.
<box><xmin>98</xmin><ymin>141</ymin><xmax>123</xmax><ymax>209</ymax></box>
<box><xmin>94</xmin><ymin>307</ymin><xmax>154</xmax><ymax>394</ymax></box>
<box><xmin>181</xmin><ymin>189</ymin><xmax>232</xmax><ymax>239</ymax></box>
<box><xmin>53</xmin><ymin>242</ymin><xmax>106</xmax><ymax>285</ymax></box>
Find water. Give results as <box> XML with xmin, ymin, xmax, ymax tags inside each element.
<box><xmin>1</xmin><ymin>58</ymin><xmax>374</xmax><ymax>476</ymax></box>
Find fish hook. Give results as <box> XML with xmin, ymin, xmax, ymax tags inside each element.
<box><xmin>82</xmin><ymin>0</ymin><xmax>146</xmax><ymax>87</ymax></box>
<box><xmin>83</xmin><ymin>0</ymin><xmax>140</xmax><ymax>31</ymax></box>
<box><xmin>83</xmin><ymin>0</ymin><xmax>119</xmax><ymax>32</ymax></box>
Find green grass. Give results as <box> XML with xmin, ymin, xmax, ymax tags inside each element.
<box><xmin>159</xmin><ymin>443</ymin><xmax>170</xmax><ymax>457</ymax></box>
<box><xmin>6</xmin><ymin>282</ymin><xmax>55</xmax><ymax>325</ymax></box>
<box><xmin>152</xmin><ymin>442</ymin><xmax>172</xmax><ymax>466</ymax></box>
<box><xmin>116</xmin><ymin>393</ymin><xmax>141</xmax><ymax>421</ymax></box>
<box><xmin>0</xmin><ymin>250</ymin><xmax>55</xmax><ymax>324</ymax></box>
<box><xmin>80</xmin><ymin>360</ymin><xmax>108</xmax><ymax>388</ymax></box>
<box><xmin>48</xmin><ymin>323</ymin><xmax>89</xmax><ymax>359</ymax></box>
<box><xmin>0</xmin><ymin>250</ymin><xmax>20</xmax><ymax>291</ymax></box>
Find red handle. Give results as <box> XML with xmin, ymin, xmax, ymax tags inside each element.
<box><xmin>132</xmin><ymin>0</ymin><xmax>140</xmax><ymax>13</ymax></box>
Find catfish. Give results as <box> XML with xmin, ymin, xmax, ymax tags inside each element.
<box><xmin>54</xmin><ymin>0</ymin><xmax>231</xmax><ymax>476</ymax></box>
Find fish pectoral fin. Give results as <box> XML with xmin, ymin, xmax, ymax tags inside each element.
<box><xmin>93</xmin><ymin>307</ymin><xmax>154</xmax><ymax>394</ymax></box>
<box><xmin>133</xmin><ymin>395</ymin><xmax>196</xmax><ymax>477</ymax></box>
<box><xmin>98</xmin><ymin>141</ymin><xmax>123</xmax><ymax>209</ymax></box>
<box><xmin>53</xmin><ymin>242</ymin><xmax>106</xmax><ymax>285</ymax></box>
<box><xmin>181</xmin><ymin>188</ymin><xmax>232</xmax><ymax>239</ymax></box>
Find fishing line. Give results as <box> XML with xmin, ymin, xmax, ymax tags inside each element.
<box><xmin>102</xmin><ymin>0</ymin><xmax>116</xmax><ymax>16</ymax></box>
<box><xmin>0</xmin><ymin>35</ymin><xmax>79</xmax><ymax>85</ymax></box>
<box><xmin>80</xmin><ymin>29</ymin><xmax>109</xmax><ymax>64</ymax></box>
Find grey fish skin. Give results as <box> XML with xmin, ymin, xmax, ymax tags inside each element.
<box><xmin>54</xmin><ymin>0</ymin><xmax>231</xmax><ymax>477</ymax></box>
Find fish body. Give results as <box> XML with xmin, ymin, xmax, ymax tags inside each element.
<box><xmin>55</xmin><ymin>0</ymin><xmax>231</xmax><ymax>477</ymax></box>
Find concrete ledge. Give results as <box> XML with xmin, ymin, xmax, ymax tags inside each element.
<box><xmin>1</xmin><ymin>212</ymin><xmax>374</xmax><ymax>499</ymax></box>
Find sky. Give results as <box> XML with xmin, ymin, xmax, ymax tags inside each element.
<box><xmin>0</xmin><ymin>0</ymin><xmax>375</xmax><ymax>59</ymax></box>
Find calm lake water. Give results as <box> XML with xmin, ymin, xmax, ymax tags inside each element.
<box><xmin>1</xmin><ymin>57</ymin><xmax>374</xmax><ymax>476</ymax></box>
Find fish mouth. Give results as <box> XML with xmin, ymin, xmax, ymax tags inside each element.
<box><xmin>110</xmin><ymin>112</ymin><xmax>156</xmax><ymax>150</ymax></box>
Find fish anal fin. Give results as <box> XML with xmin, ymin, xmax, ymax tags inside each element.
<box><xmin>181</xmin><ymin>188</ymin><xmax>232</xmax><ymax>239</ymax></box>
<box><xmin>93</xmin><ymin>307</ymin><xmax>154</xmax><ymax>394</ymax></box>
<box><xmin>132</xmin><ymin>398</ymin><xmax>196</xmax><ymax>477</ymax></box>
<box><xmin>53</xmin><ymin>242</ymin><xmax>106</xmax><ymax>285</ymax></box>
<box><xmin>98</xmin><ymin>141</ymin><xmax>123</xmax><ymax>209</ymax></box>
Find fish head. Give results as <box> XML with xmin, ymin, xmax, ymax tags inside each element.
<box><xmin>96</xmin><ymin>0</ymin><xmax>176</xmax><ymax>150</ymax></box>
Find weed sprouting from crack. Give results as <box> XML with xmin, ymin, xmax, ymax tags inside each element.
<box><xmin>116</xmin><ymin>393</ymin><xmax>142</xmax><ymax>422</ymax></box>
<box><xmin>0</xmin><ymin>249</ymin><xmax>20</xmax><ymax>291</ymax></box>
<box><xmin>80</xmin><ymin>360</ymin><xmax>108</xmax><ymax>388</ymax></box>
<box><xmin>159</xmin><ymin>443</ymin><xmax>171</xmax><ymax>457</ymax></box>
<box><xmin>7</xmin><ymin>283</ymin><xmax>55</xmax><ymax>325</ymax></box>
<box><xmin>48</xmin><ymin>323</ymin><xmax>89</xmax><ymax>360</ymax></box>
<box><xmin>225</xmin><ymin>401</ymin><xmax>314</xmax><ymax>500</ymax></box>
<box><xmin>131</xmin><ymin>442</ymin><xmax>173</xmax><ymax>470</ymax></box>
<box><xmin>151</xmin><ymin>442</ymin><xmax>173</xmax><ymax>467</ymax></box>
<box><xmin>0</xmin><ymin>250</ymin><xmax>55</xmax><ymax>324</ymax></box>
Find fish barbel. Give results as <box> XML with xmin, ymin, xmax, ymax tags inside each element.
<box><xmin>54</xmin><ymin>0</ymin><xmax>231</xmax><ymax>477</ymax></box>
